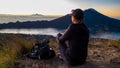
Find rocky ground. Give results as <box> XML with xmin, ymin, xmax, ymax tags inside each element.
<box><xmin>0</xmin><ymin>33</ymin><xmax>120</xmax><ymax>68</ymax></box>
<box><xmin>16</xmin><ymin>41</ymin><xmax>120</xmax><ymax>68</ymax></box>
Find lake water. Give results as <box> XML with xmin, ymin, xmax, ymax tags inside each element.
<box><xmin>0</xmin><ymin>15</ymin><xmax>120</xmax><ymax>40</ymax></box>
<box><xmin>91</xmin><ymin>33</ymin><xmax>120</xmax><ymax>40</ymax></box>
<box><xmin>0</xmin><ymin>28</ymin><xmax>63</xmax><ymax>37</ymax></box>
<box><xmin>0</xmin><ymin>29</ymin><xmax>120</xmax><ymax>40</ymax></box>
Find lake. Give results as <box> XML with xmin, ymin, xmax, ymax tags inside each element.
<box><xmin>0</xmin><ymin>15</ymin><xmax>120</xmax><ymax>40</ymax></box>
<box><xmin>0</xmin><ymin>28</ymin><xmax>120</xmax><ymax>40</ymax></box>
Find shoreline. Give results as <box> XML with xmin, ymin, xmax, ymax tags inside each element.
<box><xmin>0</xmin><ymin>33</ymin><xmax>119</xmax><ymax>40</ymax></box>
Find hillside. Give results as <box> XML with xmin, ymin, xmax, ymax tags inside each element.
<box><xmin>84</xmin><ymin>8</ymin><xmax>120</xmax><ymax>33</ymax></box>
<box><xmin>0</xmin><ymin>33</ymin><xmax>120</xmax><ymax>68</ymax></box>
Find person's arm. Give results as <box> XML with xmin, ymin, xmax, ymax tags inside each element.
<box><xmin>57</xmin><ymin>24</ymin><xmax>72</xmax><ymax>42</ymax></box>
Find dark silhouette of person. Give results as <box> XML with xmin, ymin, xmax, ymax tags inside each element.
<box><xmin>56</xmin><ymin>8</ymin><xmax>89</xmax><ymax>66</ymax></box>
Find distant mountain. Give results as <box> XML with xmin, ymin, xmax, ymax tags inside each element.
<box><xmin>0</xmin><ymin>14</ymin><xmax>71</xmax><ymax>29</ymax></box>
<box><xmin>0</xmin><ymin>8</ymin><xmax>120</xmax><ymax>33</ymax></box>
<box><xmin>31</xmin><ymin>13</ymin><xmax>43</xmax><ymax>16</ymax></box>
<box><xmin>84</xmin><ymin>8</ymin><xmax>120</xmax><ymax>33</ymax></box>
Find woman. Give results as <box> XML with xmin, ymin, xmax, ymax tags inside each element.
<box><xmin>56</xmin><ymin>8</ymin><xmax>89</xmax><ymax>66</ymax></box>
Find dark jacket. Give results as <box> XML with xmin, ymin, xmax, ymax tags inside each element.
<box><xmin>58</xmin><ymin>23</ymin><xmax>89</xmax><ymax>65</ymax></box>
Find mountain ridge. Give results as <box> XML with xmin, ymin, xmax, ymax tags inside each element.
<box><xmin>0</xmin><ymin>8</ymin><xmax>120</xmax><ymax>33</ymax></box>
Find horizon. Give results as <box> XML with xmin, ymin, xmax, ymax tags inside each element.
<box><xmin>0</xmin><ymin>8</ymin><xmax>120</xmax><ymax>20</ymax></box>
<box><xmin>0</xmin><ymin>0</ymin><xmax>120</xmax><ymax>18</ymax></box>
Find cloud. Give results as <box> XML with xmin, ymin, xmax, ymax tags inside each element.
<box><xmin>0</xmin><ymin>0</ymin><xmax>78</xmax><ymax>15</ymax></box>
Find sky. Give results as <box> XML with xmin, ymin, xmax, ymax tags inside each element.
<box><xmin>0</xmin><ymin>0</ymin><xmax>120</xmax><ymax>18</ymax></box>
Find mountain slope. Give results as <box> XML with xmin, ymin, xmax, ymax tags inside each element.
<box><xmin>0</xmin><ymin>8</ymin><xmax>120</xmax><ymax>33</ymax></box>
<box><xmin>84</xmin><ymin>8</ymin><xmax>120</xmax><ymax>33</ymax></box>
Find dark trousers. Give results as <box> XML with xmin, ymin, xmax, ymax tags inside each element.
<box><xmin>56</xmin><ymin>37</ymin><xmax>86</xmax><ymax>66</ymax></box>
<box><xmin>56</xmin><ymin>36</ymin><xmax>74</xmax><ymax>65</ymax></box>
<box><xmin>56</xmin><ymin>37</ymin><xmax>68</xmax><ymax>61</ymax></box>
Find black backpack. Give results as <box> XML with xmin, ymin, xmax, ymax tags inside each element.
<box><xmin>28</xmin><ymin>40</ymin><xmax>55</xmax><ymax>59</ymax></box>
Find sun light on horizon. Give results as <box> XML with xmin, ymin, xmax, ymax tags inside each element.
<box><xmin>0</xmin><ymin>0</ymin><xmax>119</xmax><ymax>18</ymax></box>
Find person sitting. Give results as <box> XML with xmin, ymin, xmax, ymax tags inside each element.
<box><xmin>56</xmin><ymin>8</ymin><xmax>89</xmax><ymax>66</ymax></box>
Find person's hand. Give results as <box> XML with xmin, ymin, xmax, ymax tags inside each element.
<box><xmin>56</xmin><ymin>33</ymin><xmax>62</xmax><ymax>42</ymax></box>
<box><xmin>57</xmin><ymin>33</ymin><xmax>62</xmax><ymax>38</ymax></box>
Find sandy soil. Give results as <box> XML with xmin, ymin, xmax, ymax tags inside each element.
<box><xmin>16</xmin><ymin>45</ymin><xmax>120</xmax><ymax>68</ymax></box>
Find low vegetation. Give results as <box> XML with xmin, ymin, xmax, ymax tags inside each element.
<box><xmin>0</xmin><ymin>34</ymin><xmax>35</xmax><ymax>68</ymax></box>
<box><xmin>0</xmin><ymin>33</ymin><xmax>120</xmax><ymax>68</ymax></box>
<box><xmin>89</xmin><ymin>38</ymin><xmax>120</xmax><ymax>49</ymax></box>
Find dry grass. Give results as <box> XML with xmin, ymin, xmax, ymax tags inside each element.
<box><xmin>49</xmin><ymin>39</ymin><xmax>59</xmax><ymax>53</ymax></box>
<box><xmin>0</xmin><ymin>34</ymin><xmax>120</xmax><ymax>68</ymax></box>
<box><xmin>89</xmin><ymin>38</ymin><xmax>120</xmax><ymax>49</ymax></box>
<box><xmin>0</xmin><ymin>34</ymin><xmax>35</xmax><ymax>68</ymax></box>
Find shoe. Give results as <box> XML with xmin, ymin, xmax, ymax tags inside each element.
<box><xmin>56</xmin><ymin>52</ymin><xmax>63</xmax><ymax>60</ymax></box>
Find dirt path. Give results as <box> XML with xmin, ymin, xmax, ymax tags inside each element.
<box><xmin>16</xmin><ymin>46</ymin><xmax>120</xmax><ymax>68</ymax></box>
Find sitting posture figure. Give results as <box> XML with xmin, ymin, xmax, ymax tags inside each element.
<box><xmin>56</xmin><ymin>8</ymin><xmax>89</xmax><ymax>66</ymax></box>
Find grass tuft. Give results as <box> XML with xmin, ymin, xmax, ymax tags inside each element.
<box><xmin>0</xmin><ymin>34</ymin><xmax>35</xmax><ymax>68</ymax></box>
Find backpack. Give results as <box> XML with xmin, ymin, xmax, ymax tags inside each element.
<box><xmin>28</xmin><ymin>40</ymin><xmax>55</xmax><ymax>59</ymax></box>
